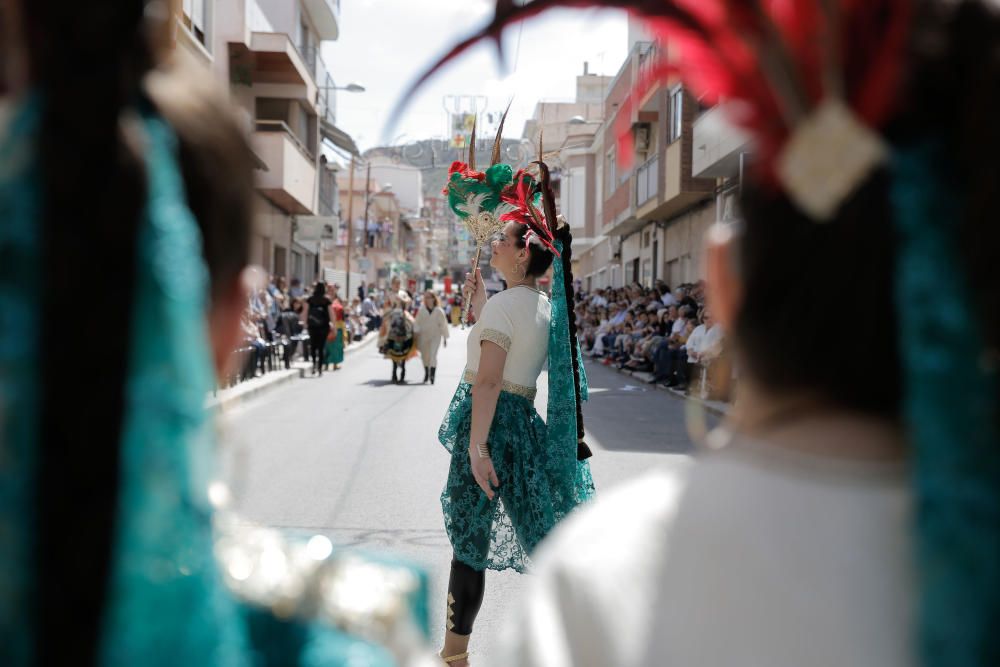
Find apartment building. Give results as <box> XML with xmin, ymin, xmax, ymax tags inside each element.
<box><xmin>560</xmin><ymin>33</ymin><xmax>720</xmax><ymax>293</ymax></box>
<box><xmin>521</xmin><ymin>65</ymin><xmax>612</xmax><ymax>283</ymax></box>
<box><xmin>174</xmin><ymin>0</ymin><xmax>355</xmax><ymax>286</ymax></box>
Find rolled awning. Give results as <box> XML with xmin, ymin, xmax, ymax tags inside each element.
<box><xmin>320</xmin><ymin>118</ymin><xmax>360</xmax><ymax>157</ymax></box>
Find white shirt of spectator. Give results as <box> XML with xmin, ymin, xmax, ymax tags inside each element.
<box><xmin>661</xmin><ymin>291</ymin><xmax>677</xmax><ymax>306</ymax></box>
<box><xmin>670</xmin><ymin>318</ymin><xmax>687</xmax><ymax>336</ymax></box>
<box><xmin>686</xmin><ymin>323</ymin><xmax>724</xmax><ymax>363</ymax></box>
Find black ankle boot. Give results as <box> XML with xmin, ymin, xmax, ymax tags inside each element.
<box><xmin>391</xmin><ymin>364</ymin><xmax>398</xmax><ymax>384</ymax></box>
<box><xmin>399</xmin><ymin>364</ymin><xmax>406</xmax><ymax>383</ymax></box>
<box><xmin>430</xmin><ymin>367</ymin><xmax>436</xmax><ymax>384</ymax></box>
<box><xmin>423</xmin><ymin>367</ymin><xmax>429</xmax><ymax>383</ymax></box>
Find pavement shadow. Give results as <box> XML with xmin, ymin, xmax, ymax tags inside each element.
<box><xmin>361</xmin><ymin>379</ymin><xmax>405</xmax><ymax>387</ymax></box>
<box><xmin>579</xmin><ymin>360</ymin><xmax>718</xmax><ymax>456</ymax></box>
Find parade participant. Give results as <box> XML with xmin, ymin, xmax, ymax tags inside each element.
<box><xmin>0</xmin><ymin>1</ymin><xmax>434</xmax><ymax>664</ymax></box>
<box><xmin>304</xmin><ymin>282</ymin><xmax>334</xmax><ymax>376</ymax></box>
<box><xmin>410</xmin><ymin>1</ymin><xmax>1000</xmax><ymax>666</ymax></box>
<box><xmin>435</xmin><ymin>128</ymin><xmax>594</xmax><ymax>664</ymax></box>
<box><xmin>450</xmin><ymin>295</ymin><xmax>463</xmax><ymax>327</ymax></box>
<box><xmin>325</xmin><ymin>283</ymin><xmax>347</xmax><ymax>371</ymax></box>
<box><xmin>380</xmin><ymin>290</ymin><xmax>416</xmax><ymax>384</ymax></box>
<box><xmin>415</xmin><ymin>290</ymin><xmax>449</xmax><ymax>384</ymax></box>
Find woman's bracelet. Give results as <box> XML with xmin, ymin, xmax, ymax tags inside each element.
<box><xmin>475</xmin><ymin>442</ymin><xmax>490</xmax><ymax>459</ymax></box>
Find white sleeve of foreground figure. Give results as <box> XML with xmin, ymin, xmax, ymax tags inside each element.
<box><xmin>492</xmin><ymin>470</ymin><xmax>689</xmax><ymax>667</ymax></box>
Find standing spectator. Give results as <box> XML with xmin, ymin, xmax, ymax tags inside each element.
<box><xmin>325</xmin><ymin>284</ymin><xmax>346</xmax><ymax>371</ymax></box>
<box><xmin>361</xmin><ymin>292</ymin><xmax>380</xmax><ymax>331</ymax></box>
<box><xmin>288</xmin><ymin>277</ymin><xmax>305</xmax><ymax>299</ymax></box>
<box><xmin>304</xmin><ymin>283</ymin><xmax>333</xmax><ymax>376</ymax></box>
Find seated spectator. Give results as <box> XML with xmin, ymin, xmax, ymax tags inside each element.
<box><xmin>274</xmin><ymin>298</ymin><xmax>304</xmax><ymax>369</ymax></box>
<box><xmin>648</xmin><ymin>306</ymin><xmax>694</xmax><ymax>387</ymax></box>
<box><xmin>240</xmin><ymin>312</ymin><xmax>267</xmax><ymax>377</ymax></box>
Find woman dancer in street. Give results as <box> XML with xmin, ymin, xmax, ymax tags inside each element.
<box><xmin>381</xmin><ymin>290</ymin><xmax>416</xmax><ymax>384</ymax></box>
<box><xmin>436</xmin><ymin>158</ymin><xmax>594</xmax><ymax>664</ymax></box>
<box><xmin>415</xmin><ymin>290</ymin><xmax>449</xmax><ymax>384</ymax></box>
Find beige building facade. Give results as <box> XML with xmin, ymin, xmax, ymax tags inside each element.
<box><xmin>173</xmin><ymin>0</ymin><xmax>351</xmax><ymax>286</ymax></box>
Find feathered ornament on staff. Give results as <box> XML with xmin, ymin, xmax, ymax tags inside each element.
<box><xmin>442</xmin><ymin>103</ymin><xmax>516</xmax><ymax>324</ymax></box>
<box><xmin>497</xmin><ymin>134</ymin><xmax>561</xmax><ymax>258</ymax></box>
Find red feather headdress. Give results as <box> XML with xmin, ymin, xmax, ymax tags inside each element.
<box><xmin>499</xmin><ymin>168</ymin><xmax>561</xmax><ymax>257</ymax></box>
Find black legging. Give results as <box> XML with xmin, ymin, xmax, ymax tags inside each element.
<box><xmin>308</xmin><ymin>327</ymin><xmax>328</xmax><ymax>373</ymax></box>
<box><xmin>447</xmin><ymin>557</ymin><xmax>485</xmax><ymax>636</ymax></box>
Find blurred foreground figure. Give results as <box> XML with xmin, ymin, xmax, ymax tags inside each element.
<box><xmin>0</xmin><ymin>1</ymin><xmax>433</xmax><ymax>665</ymax></box>
<box><xmin>405</xmin><ymin>1</ymin><xmax>1000</xmax><ymax>666</ymax></box>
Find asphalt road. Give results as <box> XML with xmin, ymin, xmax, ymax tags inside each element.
<box><xmin>220</xmin><ymin>325</ymin><xmax>698</xmax><ymax>663</ymax></box>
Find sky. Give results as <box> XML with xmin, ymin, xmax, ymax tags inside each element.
<box><xmin>322</xmin><ymin>0</ymin><xmax>628</xmax><ymax>153</ymax></box>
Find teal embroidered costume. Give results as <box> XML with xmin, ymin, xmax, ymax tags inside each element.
<box><xmin>438</xmin><ymin>144</ymin><xmax>594</xmax><ymax>574</ymax></box>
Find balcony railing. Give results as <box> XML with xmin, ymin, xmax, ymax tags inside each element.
<box><xmin>637</xmin><ymin>42</ymin><xmax>659</xmax><ymax>85</ymax></box>
<box><xmin>636</xmin><ymin>154</ymin><xmax>659</xmax><ymax>205</ymax></box>
<box><xmin>317</xmin><ymin>71</ymin><xmax>337</xmax><ymax>127</ymax></box>
<box><xmin>295</xmin><ymin>43</ymin><xmax>338</xmax><ymax>127</ymax></box>
<box><xmin>255</xmin><ymin>120</ymin><xmax>314</xmax><ymax>161</ymax></box>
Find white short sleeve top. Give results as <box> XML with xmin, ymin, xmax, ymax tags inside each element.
<box><xmin>464</xmin><ymin>286</ymin><xmax>551</xmax><ymax>393</ymax></box>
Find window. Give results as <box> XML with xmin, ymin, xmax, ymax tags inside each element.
<box><xmin>670</xmin><ymin>88</ymin><xmax>684</xmax><ymax>142</ymax></box>
<box><xmin>605</xmin><ymin>150</ymin><xmax>617</xmax><ymax>195</ymax></box>
<box><xmin>181</xmin><ymin>0</ymin><xmax>208</xmax><ymax>46</ymax></box>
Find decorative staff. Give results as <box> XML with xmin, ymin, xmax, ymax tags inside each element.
<box><xmin>442</xmin><ymin>105</ymin><xmax>516</xmax><ymax>324</ymax></box>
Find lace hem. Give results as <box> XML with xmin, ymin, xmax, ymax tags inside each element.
<box><xmin>479</xmin><ymin>328</ymin><xmax>511</xmax><ymax>351</ymax></box>
<box><xmin>438</xmin><ymin>381</ymin><xmax>594</xmax><ymax>573</ymax></box>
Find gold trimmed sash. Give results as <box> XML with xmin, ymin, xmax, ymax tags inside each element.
<box><xmin>462</xmin><ymin>369</ymin><xmax>537</xmax><ymax>400</ymax></box>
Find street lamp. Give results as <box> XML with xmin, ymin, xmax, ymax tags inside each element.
<box><xmin>334</xmin><ymin>82</ymin><xmax>366</xmax><ymax>93</ymax></box>
<box><xmin>329</xmin><ymin>80</ymin><xmax>365</xmax><ymax>299</ymax></box>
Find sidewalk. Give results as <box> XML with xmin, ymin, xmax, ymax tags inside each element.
<box><xmin>585</xmin><ymin>356</ymin><xmax>732</xmax><ymax>418</ymax></box>
<box><xmin>206</xmin><ymin>330</ymin><xmax>379</xmax><ymax>412</ymax></box>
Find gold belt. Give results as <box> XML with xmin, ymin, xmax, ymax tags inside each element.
<box><xmin>463</xmin><ymin>369</ymin><xmax>537</xmax><ymax>400</ymax></box>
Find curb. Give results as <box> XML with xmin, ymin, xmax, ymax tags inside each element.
<box><xmin>584</xmin><ymin>358</ymin><xmax>731</xmax><ymax>419</ymax></box>
<box><xmin>208</xmin><ymin>330</ymin><xmax>380</xmax><ymax>412</ymax></box>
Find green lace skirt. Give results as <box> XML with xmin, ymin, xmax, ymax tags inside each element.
<box><xmin>438</xmin><ymin>381</ymin><xmax>595</xmax><ymax>573</ymax></box>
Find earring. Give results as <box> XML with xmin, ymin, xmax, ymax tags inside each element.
<box><xmin>516</xmin><ymin>263</ymin><xmax>527</xmax><ymax>282</ymax></box>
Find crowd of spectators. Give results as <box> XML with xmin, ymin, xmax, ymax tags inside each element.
<box><xmin>230</xmin><ymin>274</ymin><xmax>465</xmax><ymax>385</ymax></box>
<box><xmin>575</xmin><ymin>281</ymin><xmax>730</xmax><ymax>399</ymax></box>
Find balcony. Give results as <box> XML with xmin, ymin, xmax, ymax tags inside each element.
<box><xmin>229</xmin><ymin>32</ymin><xmax>317</xmax><ymax>106</ymax></box>
<box><xmin>302</xmin><ymin>0</ymin><xmax>340</xmax><ymax>41</ymax></box>
<box><xmin>635</xmin><ymin>155</ymin><xmax>659</xmax><ymax>207</ymax></box>
<box><xmin>692</xmin><ymin>104</ymin><xmax>751</xmax><ymax>178</ymax></box>
<box><xmin>254</xmin><ymin>120</ymin><xmax>317</xmax><ymax>215</ymax></box>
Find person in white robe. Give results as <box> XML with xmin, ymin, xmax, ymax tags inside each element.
<box><xmin>414</xmin><ymin>290</ymin><xmax>449</xmax><ymax>384</ymax></box>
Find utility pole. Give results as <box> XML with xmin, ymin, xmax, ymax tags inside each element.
<box><xmin>345</xmin><ymin>155</ymin><xmax>356</xmax><ymax>299</ymax></box>
<box><xmin>362</xmin><ymin>162</ymin><xmax>372</xmax><ymax>258</ymax></box>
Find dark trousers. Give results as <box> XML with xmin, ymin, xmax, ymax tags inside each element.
<box><xmin>654</xmin><ymin>344</ymin><xmax>690</xmax><ymax>384</ymax></box>
<box><xmin>308</xmin><ymin>328</ymin><xmax>328</xmax><ymax>373</ymax></box>
<box><xmin>282</xmin><ymin>340</ymin><xmax>296</xmax><ymax>369</ymax></box>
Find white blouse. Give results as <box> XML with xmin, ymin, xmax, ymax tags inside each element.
<box><xmin>464</xmin><ymin>286</ymin><xmax>550</xmax><ymax>397</ymax></box>
<box><xmin>496</xmin><ymin>434</ymin><xmax>915</xmax><ymax>667</ymax></box>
